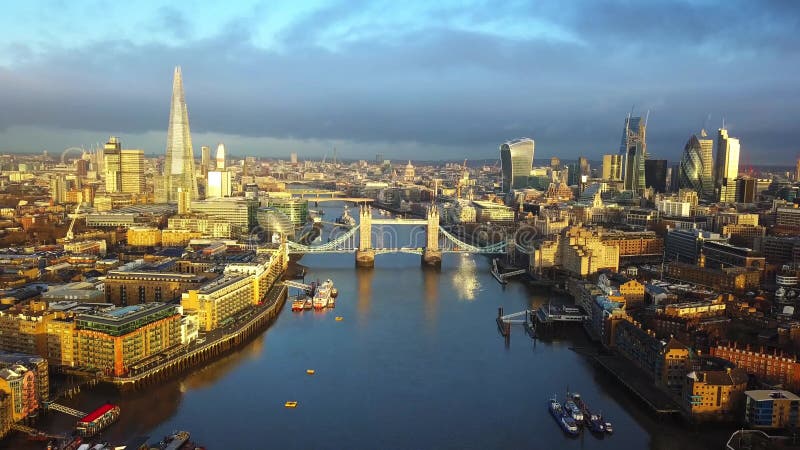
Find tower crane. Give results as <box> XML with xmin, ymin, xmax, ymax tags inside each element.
<box><xmin>65</xmin><ymin>202</ymin><xmax>85</xmax><ymax>241</ymax></box>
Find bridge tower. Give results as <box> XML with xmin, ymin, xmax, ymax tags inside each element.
<box><xmin>356</xmin><ymin>205</ymin><xmax>375</xmax><ymax>267</ymax></box>
<box><xmin>422</xmin><ymin>206</ymin><xmax>442</xmax><ymax>267</ymax></box>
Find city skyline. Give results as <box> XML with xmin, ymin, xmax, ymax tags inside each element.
<box><xmin>1</xmin><ymin>1</ymin><xmax>799</xmax><ymax>163</ymax></box>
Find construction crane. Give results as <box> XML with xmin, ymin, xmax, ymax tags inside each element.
<box><xmin>65</xmin><ymin>202</ymin><xmax>85</xmax><ymax>241</ymax></box>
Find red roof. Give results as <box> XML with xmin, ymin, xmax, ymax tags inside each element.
<box><xmin>79</xmin><ymin>403</ymin><xmax>118</xmax><ymax>423</ymax></box>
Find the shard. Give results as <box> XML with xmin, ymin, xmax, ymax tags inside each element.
<box><xmin>159</xmin><ymin>66</ymin><xmax>198</xmax><ymax>203</ymax></box>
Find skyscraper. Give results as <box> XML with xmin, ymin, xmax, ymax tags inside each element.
<box><xmin>678</xmin><ymin>131</ymin><xmax>714</xmax><ymax>200</ymax></box>
<box><xmin>215</xmin><ymin>143</ymin><xmax>226</xmax><ymax>170</ymax></box>
<box><xmin>200</xmin><ymin>145</ymin><xmax>211</xmax><ymax>176</ymax></box>
<box><xmin>620</xmin><ymin>115</ymin><xmax>647</xmax><ymax>192</ymax></box>
<box><xmin>159</xmin><ymin>66</ymin><xmax>198</xmax><ymax>203</ymax></box>
<box><xmin>714</xmin><ymin>128</ymin><xmax>740</xmax><ymax>203</ymax></box>
<box><xmin>602</xmin><ymin>154</ymin><xmax>622</xmax><ymax>180</ymax></box>
<box><xmin>500</xmin><ymin>138</ymin><xmax>534</xmax><ymax>192</ymax></box>
<box><xmin>120</xmin><ymin>149</ymin><xmax>145</xmax><ymax>194</ymax></box>
<box><xmin>644</xmin><ymin>159</ymin><xmax>668</xmax><ymax>193</ymax></box>
<box><xmin>550</xmin><ymin>157</ymin><xmax>561</xmax><ymax>171</ymax></box>
<box><xmin>207</xmin><ymin>170</ymin><xmax>232</xmax><ymax>198</ymax></box>
<box><xmin>103</xmin><ymin>136</ymin><xmax>121</xmax><ymax>193</ymax></box>
<box><xmin>578</xmin><ymin>156</ymin><xmax>590</xmax><ymax>177</ymax></box>
<box><xmin>796</xmin><ymin>156</ymin><xmax>800</xmax><ymax>181</ymax></box>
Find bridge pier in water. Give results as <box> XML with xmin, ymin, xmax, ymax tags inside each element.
<box><xmin>421</xmin><ymin>206</ymin><xmax>441</xmax><ymax>267</ymax></box>
<box><xmin>356</xmin><ymin>206</ymin><xmax>375</xmax><ymax>267</ymax></box>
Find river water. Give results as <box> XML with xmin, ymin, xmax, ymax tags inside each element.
<box><xmin>8</xmin><ymin>203</ymin><xmax>732</xmax><ymax>449</ymax></box>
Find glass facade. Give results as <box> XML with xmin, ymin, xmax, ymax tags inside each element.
<box><xmin>620</xmin><ymin>116</ymin><xmax>647</xmax><ymax>192</ymax></box>
<box><xmin>678</xmin><ymin>133</ymin><xmax>714</xmax><ymax>200</ymax></box>
<box><xmin>500</xmin><ymin>138</ymin><xmax>534</xmax><ymax>192</ymax></box>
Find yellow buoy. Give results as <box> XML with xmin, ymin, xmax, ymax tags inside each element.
<box><xmin>284</xmin><ymin>401</ymin><xmax>298</xmax><ymax>408</ymax></box>
<box><xmin>335</xmin><ymin>316</ymin><xmax>344</xmax><ymax>321</ymax></box>
<box><xmin>306</xmin><ymin>369</ymin><xmax>315</xmax><ymax>375</ymax></box>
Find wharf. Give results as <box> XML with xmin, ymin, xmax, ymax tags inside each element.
<box><xmin>590</xmin><ymin>352</ymin><xmax>681</xmax><ymax>416</ymax></box>
<box><xmin>103</xmin><ymin>282</ymin><xmax>288</xmax><ymax>390</ymax></box>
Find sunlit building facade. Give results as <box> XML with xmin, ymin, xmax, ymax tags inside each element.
<box><xmin>714</xmin><ymin>128</ymin><xmax>740</xmax><ymax>203</ymax></box>
<box><xmin>678</xmin><ymin>131</ymin><xmax>714</xmax><ymax>201</ymax></box>
<box><xmin>620</xmin><ymin>115</ymin><xmax>647</xmax><ymax>192</ymax></box>
<box><xmin>500</xmin><ymin>138</ymin><xmax>534</xmax><ymax>192</ymax></box>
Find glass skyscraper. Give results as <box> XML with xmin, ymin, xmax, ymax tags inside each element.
<box><xmin>158</xmin><ymin>66</ymin><xmax>198</xmax><ymax>203</ymax></box>
<box><xmin>500</xmin><ymin>138</ymin><xmax>534</xmax><ymax>192</ymax></box>
<box><xmin>620</xmin><ymin>115</ymin><xmax>647</xmax><ymax>192</ymax></box>
<box><xmin>714</xmin><ymin>128</ymin><xmax>740</xmax><ymax>203</ymax></box>
<box><xmin>678</xmin><ymin>131</ymin><xmax>714</xmax><ymax>200</ymax></box>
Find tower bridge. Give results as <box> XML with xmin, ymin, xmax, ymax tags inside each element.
<box><xmin>286</xmin><ymin>206</ymin><xmax>508</xmax><ymax>267</ymax></box>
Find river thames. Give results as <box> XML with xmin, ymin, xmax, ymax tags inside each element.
<box><xmin>9</xmin><ymin>204</ymin><xmax>732</xmax><ymax>449</ymax></box>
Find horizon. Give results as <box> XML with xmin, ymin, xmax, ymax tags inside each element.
<box><xmin>1</xmin><ymin>1</ymin><xmax>799</xmax><ymax>164</ymax></box>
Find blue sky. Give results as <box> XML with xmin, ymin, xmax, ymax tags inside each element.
<box><xmin>1</xmin><ymin>0</ymin><xmax>799</xmax><ymax>163</ymax></box>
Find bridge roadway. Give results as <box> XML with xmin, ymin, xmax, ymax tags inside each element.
<box><xmin>301</xmin><ymin>197</ymin><xmax>374</xmax><ymax>203</ymax></box>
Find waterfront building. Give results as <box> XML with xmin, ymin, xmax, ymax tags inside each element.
<box><xmin>181</xmin><ymin>275</ymin><xmax>253</xmax><ymax>332</ymax></box>
<box><xmin>714</xmin><ymin>128</ymin><xmax>740</xmax><ymax>203</ymax></box>
<box><xmin>0</xmin><ymin>359</ymin><xmax>43</xmax><ymax>423</ymax></box>
<box><xmin>472</xmin><ymin>201</ymin><xmax>514</xmax><ymax>223</ymax></box>
<box><xmin>613</xmin><ymin>319</ymin><xmax>663</xmax><ymax>380</ymax></box>
<box><xmin>45</xmin><ymin>318</ymin><xmax>77</xmax><ymax>367</ymax></box>
<box><xmin>678</xmin><ymin>131</ymin><xmax>714</xmax><ymax>201</ymax></box>
<box><xmin>711</xmin><ymin>344</ymin><xmax>800</xmax><ymax>391</ymax></box>
<box><xmin>266</xmin><ymin>198</ymin><xmax>308</xmax><ymax>227</ymax></box>
<box><xmin>75</xmin><ymin>303</ymin><xmax>181</xmax><ymax>376</ymax></box>
<box><xmin>532</xmin><ymin>214</ymin><xmax>570</xmax><ymax>238</ymax></box>
<box><xmin>559</xmin><ymin>226</ymin><xmax>620</xmax><ymax>276</ymax></box>
<box><xmin>206</xmin><ymin>170</ymin><xmax>232</xmax><ymax>198</ymax></box>
<box><xmin>0</xmin><ymin>309</ymin><xmax>47</xmax><ymax>356</ymax></box>
<box><xmin>645</xmin><ymin>159</ymin><xmax>668</xmax><ymax>193</ymax></box>
<box><xmin>620</xmin><ymin>115</ymin><xmax>647</xmax><ymax>192</ymax></box>
<box><xmin>744</xmin><ymin>390</ymin><xmax>800</xmax><ymax>429</ymax></box>
<box><xmin>500</xmin><ymin>138</ymin><xmax>534</xmax><ymax>192</ymax></box>
<box><xmin>683</xmin><ymin>368</ymin><xmax>748</xmax><ymax>421</ymax></box>
<box><xmin>158</xmin><ymin>66</ymin><xmax>198</xmax><ymax>203</ymax></box>
<box><xmin>661</xmin><ymin>338</ymin><xmax>691</xmax><ymax>395</ymax></box>
<box><xmin>126</xmin><ymin>227</ymin><xmax>162</xmax><ymax>247</ymax></box>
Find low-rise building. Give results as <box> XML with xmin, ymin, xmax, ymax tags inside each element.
<box><xmin>711</xmin><ymin>344</ymin><xmax>800</xmax><ymax>391</ymax></box>
<box><xmin>126</xmin><ymin>227</ymin><xmax>161</xmax><ymax>247</ymax></box>
<box><xmin>683</xmin><ymin>368</ymin><xmax>748</xmax><ymax>421</ymax></box>
<box><xmin>744</xmin><ymin>390</ymin><xmax>800</xmax><ymax>429</ymax></box>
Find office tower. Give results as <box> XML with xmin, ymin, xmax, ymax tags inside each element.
<box><xmin>50</xmin><ymin>175</ymin><xmax>67</xmax><ymax>203</ymax></box>
<box><xmin>215</xmin><ymin>143</ymin><xmax>226</xmax><ymax>170</ymax></box>
<box><xmin>104</xmin><ymin>136</ymin><xmax>122</xmax><ymax>193</ymax></box>
<box><xmin>578</xmin><ymin>156</ymin><xmax>590</xmax><ymax>177</ymax></box>
<box><xmin>620</xmin><ymin>115</ymin><xmax>647</xmax><ymax>192</ymax></box>
<box><xmin>796</xmin><ymin>156</ymin><xmax>800</xmax><ymax>181</ymax></box>
<box><xmin>678</xmin><ymin>131</ymin><xmax>714</xmax><ymax>200</ymax></box>
<box><xmin>76</xmin><ymin>159</ymin><xmax>89</xmax><ymax>177</ymax></box>
<box><xmin>550</xmin><ymin>157</ymin><xmax>561</xmax><ymax>171</ymax></box>
<box><xmin>500</xmin><ymin>138</ymin><xmax>535</xmax><ymax>192</ymax></box>
<box><xmin>714</xmin><ymin>128</ymin><xmax>740</xmax><ymax>203</ymax></box>
<box><xmin>566</xmin><ymin>163</ymin><xmax>581</xmax><ymax>186</ymax></box>
<box><xmin>602</xmin><ymin>154</ymin><xmax>622</xmax><ymax>180</ymax></box>
<box><xmin>207</xmin><ymin>170</ymin><xmax>232</xmax><ymax>198</ymax></box>
<box><xmin>120</xmin><ymin>149</ymin><xmax>145</xmax><ymax>194</ymax></box>
<box><xmin>177</xmin><ymin>188</ymin><xmax>191</xmax><ymax>215</ymax></box>
<box><xmin>644</xmin><ymin>159</ymin><xmax>668</xmax><ymax>193</ymax></box>
<box><xmin>669</xmin><ymin>164</ymin><xmax>680</xmax><ymax>192</ymax></box>
<box><xmin>160</xmin><ymin>66</ymin><xmax>198</xmax><ymax>203</ymax></box>
<box><xmin>290</xmin><ymin>152</ymin><xmax>298</xmax><ymax>164</ymax></box>
<box><xmin>201</xmin><ymin>146</ymin><xmax>211</xmax><ymax>175</ymax></box>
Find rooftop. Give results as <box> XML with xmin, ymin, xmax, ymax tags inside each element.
<box><xmin>745</xmin><ymin>390</ymin><xmax>800</xmax><ymax>402</ymax></box>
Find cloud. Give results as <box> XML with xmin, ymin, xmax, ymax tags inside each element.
<box><xmin>0</xmin><ymin>0</ymin><xmax>798</xmax><ymax>163</ymax></box>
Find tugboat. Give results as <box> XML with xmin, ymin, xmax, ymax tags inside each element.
<box><xmin>604</xmin><ymin>421</ymin><xmax>614</xmax><ymax>434</ymax></box>
<box><xmin>291</xmin><ymin>296</ymin><xmax>306</xmax><ymax>312</ymax></box>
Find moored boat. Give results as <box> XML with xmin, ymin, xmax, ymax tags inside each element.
<box><xmin>588</xmin><ymin>414</ymin><xmax>605</xmax><ymax>434</ymax></box>
<box><xmin>564</xmin><ymin>399</ymin><xmax>584</xmax><ymax>423</ymax></box>
<box><xmin>303</xmin><ymin>298</ymin><xmax>313</xmax><ymax>310</ymax></box>
<box><xmin>604</xmin><ymin>421</ymin><xmax>613</xmax><ymax>434</ymax></box>
<box><xmin>313</xmin><ymin>279</ymin><xmax>335</xmax><ymax>309</ymax></box>
<box><xmin>291</xmin><ymin>296</ymin><xmax>305</xmax><ymax>312</ymax></box>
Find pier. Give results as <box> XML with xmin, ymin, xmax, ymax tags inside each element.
<box><xmin>103</xmin><ymin>283</ymin><xmax>287</xmax><ymax>390</ymax></box>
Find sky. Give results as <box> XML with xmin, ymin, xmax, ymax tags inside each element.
<box><xmin>0</xmin><ymin>0</ymin><xmax>799</xmax><ymax>164</ymax></box>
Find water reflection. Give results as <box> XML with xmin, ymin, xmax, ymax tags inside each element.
<box><xmin>356</xmin><ymin>266</ymin><xmax>373</xmax><ymax>322</ymax></box>
<box><xmin>182</xmin><ymin>335</ymin><xmax>265</xmax><ymax>390</ymax></box>
<box><xmin>451</xmin><ymin>253</ymin><xmax>481</xmax><ymax>301</ymax></box>
<box><xmin>422</xmin><ymin>265</ymin><xmax>438</xmax><ymax>325</ymax></box>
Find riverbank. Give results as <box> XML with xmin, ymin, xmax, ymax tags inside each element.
<box><xmin>103</xmin><ymin>282</ymin><xmax>287</xmax><ymax>390</ymax></box>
